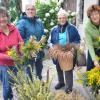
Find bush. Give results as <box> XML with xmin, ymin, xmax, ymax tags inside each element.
<box><xmin>35</xmin><ymin>0</ymin><xmax>63</xmax><ymax>35</ymax></box>
<box><xmin>9</xmin><ymin>66</ymin><xmax>54</xmax><ymax>100</ymax></box>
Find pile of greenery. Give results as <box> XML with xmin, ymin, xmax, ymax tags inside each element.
<box><xmin>9</xmin><ymin>66</ymin><xmax>54</xmax><ymax>100</ymax></box>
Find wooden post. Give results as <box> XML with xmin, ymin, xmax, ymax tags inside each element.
<box><xmin>46</xmin><ymin>68</ymin><xmax>49</xmax><ymax>83</ymax></box>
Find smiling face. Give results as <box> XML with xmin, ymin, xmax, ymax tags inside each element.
<box><xmin>90</xmin><ymin>10</ymin><xmax>100</xmax><ymax>25</ymax></box>
<box><xmin>25</xmin><ymin>4</ymin><xmax>36</xmax><ymax>18</ymax></box>
<box><xmin>0</xmin><ymin>13</ymin><xmax>8</xmax><ymax>28</ymax></box>
<box><xmin>57</xmin><ymin>14</ymin><xmax>67</xmax><ymax>25</ymax></box>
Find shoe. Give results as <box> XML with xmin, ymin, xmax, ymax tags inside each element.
<box><xmin>55</xmin><ymin>83</ymin><xmax>65</xmax><ymax>90</ymax></box>
<box><xmin>65</xmin><ymin>89</ymin><xmax>72</xmax><ymax>94</ymax></box>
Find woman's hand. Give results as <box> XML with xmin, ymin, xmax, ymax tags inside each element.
<box><xmin>94</xmin><ymin>60</ymin><xmax>100</xmax><ymax>68</ymax></box>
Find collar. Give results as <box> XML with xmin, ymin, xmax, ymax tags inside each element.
<box><xmin>0</xmin><ymin>24</ymin><xmax>15</xmax><ymax>33</ymax></box>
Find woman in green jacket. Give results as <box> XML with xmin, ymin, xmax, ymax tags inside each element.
<box><xmin>84</xmin><ymin>5</ymin><xmax>100</xmax><ymax>71</ymax></box>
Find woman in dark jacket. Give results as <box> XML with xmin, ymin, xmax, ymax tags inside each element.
<box><xmin>48</xmin><ymin>9</ymin><xmax>80</xmax><ymax>93</ymax></box>
<box><xmin>17</xmin><ymin>4</ymin><xmax>45</xmax><ymax>80</ymax></box>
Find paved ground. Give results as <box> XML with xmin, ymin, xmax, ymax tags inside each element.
<box><xmin>0</xmin><ymin>59</ymin><xmax>95</xmax><ymax>100</ymax></box>
<box><xmin>42</xmin><ymin>59</ymin><xmax>91</xmax><ymax>100</ymax></box>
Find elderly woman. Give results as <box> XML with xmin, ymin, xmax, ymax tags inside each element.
<box><xmin>84</xmin><ymin>5</ymin><xmax>100</xmax><ymax>71</ymax></box>
<box><xmin>48</xmin><ymin>9</ymin><xmax>80</xmax><ymax>93</ymax></box>
<box><xmin>0</xmin><ymin>7</ymin><xmax>23</xmax><ymax>100</ymax></box>
<box><xmin>16</xmin><ymin>4</ymin><xmax>45</xmax><ymax>80</ymax></box>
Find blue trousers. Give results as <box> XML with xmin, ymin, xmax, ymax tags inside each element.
<box><xmin>0</xmin><ymin>66</ymin><xmax>17</xmax><ymax>100</ymax></box>
<box><xmin>87</xmin><ymin>49</ymin><xmax>100</xmax><ymax>71</ymax></box>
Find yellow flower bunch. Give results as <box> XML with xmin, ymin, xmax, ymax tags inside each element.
<box><xmin>7</xmin><ymin>46</ymin><xmax>22</xmax><ymax>64</ymax></box>
<box><xmin>98</xmin><ymin>36</ymin><xmax>100</xmax><ymax>42</ymax></box>
<box><xmin>7</xmin><ymin>36</ymin><xmax>46</xmax><ymax>65</ymax></box>
<box><xmin>97</xmin><ymin>36</ymin><xmax>100</xmax><ymax>53</ymax></box>
<box><xmin>83</xmin><ymin>67</ymin><xmax>100</xmax><ymax>86</ymax></box>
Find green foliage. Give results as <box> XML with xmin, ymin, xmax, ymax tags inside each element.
<box><xmin>80</xmin><ymin>68</ymin><xmax>100</xmax><ymax>95</ymax></box>
<box><xmin>35</xmin><ymin>0</ymin><xmax>77</xmax><ymax>37</ymax></box>
<box><xmin>35</xmin><ymin>0</ymin><xmax>62</xmax><ymax>35</ymax></box>
<box><xmin>7</xmin><ymin>36</ymin><xmax>46</xmax><ymax>65</ymax></box>
<box><xmin>9</xmin><ymin>66</ymin><xmax>54</xmax><ymax>100</ymax></box>
<box><xmin>8</xmin><ymin>0</ymin><xmax>21</xmax><ymax>23</ymax></box>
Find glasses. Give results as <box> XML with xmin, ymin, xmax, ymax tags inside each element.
<box><xmin>26</xmin><ymin>8</ymin><xmax>35</xmax><ymax>11</ymax></box>
<box><xmin>0</xmin><ymin>14</ymin><xmax>8</xmax><ymax>18</ymax></box>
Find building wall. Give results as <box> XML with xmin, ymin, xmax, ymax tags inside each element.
<box><xmin>63</xmin><ymin>0</ymin><xmax>77</xmax><ymax>11</ymax></box>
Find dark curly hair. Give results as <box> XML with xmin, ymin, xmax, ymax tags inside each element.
<box><xmin>87</xmin><ymin>5</ymin><xmax>100</xmax><ymax>18</ymax></box>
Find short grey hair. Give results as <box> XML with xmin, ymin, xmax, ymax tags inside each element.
<box><xmin>57</xmin><ymin>8</ymin><xmax>68</xmax><ymax>17</ymax></box>
<box><xmin>25</xmin><ymin>4</ymin><xmax>36</xmax><ymax>10</ymax></box>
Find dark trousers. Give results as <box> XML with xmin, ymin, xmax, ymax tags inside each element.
<box><xmin>26</xmin><ymin>58</ymin><xmax>43</xmax><ymax>80</ymax></box>
<box><xmin>54</xmin><ymin>49</ymin><xmax>76</xmax><ymax>90</ymax></box>
<box><xmin>56</xmin><ymin>62</ymin><xmax>73</xmax><ymax>90</ymax></box>
<box><xmin>87</xmin><ymin>49</ymin><xmax>100</xmax><ymax>71</ymax></box>
<box><xmin>0</xmin><ymin>66</ymin><xmax>17</xmax><ymax>100</ymax></box>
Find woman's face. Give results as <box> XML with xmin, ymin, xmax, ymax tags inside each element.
<box><xmin>90</xmin><ymin>11</ymin><xmax>100</xmax><ymax>25</ymax></box>
<box><xmin>57</xmin><ymin>14</ymin><xmax>67</xmax><ymax>25</ymax></box>
<box><xmin>0</xmin><ymin>14</ymin><xmax>8</xmax><ymax>27</ymax></box>
<box><xmin>25</xmin><ymin>5</ymin><xmax>36</xmax><ymax>18</ymax></box>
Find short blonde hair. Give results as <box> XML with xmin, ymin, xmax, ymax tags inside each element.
<box><xmin>57</xmin><ymin>8</ymin><xmax>68</xmax><ymax>17</ymax></box>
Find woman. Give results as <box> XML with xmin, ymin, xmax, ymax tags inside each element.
<box><xmin>84</xmin><ymin>5</ymin><xmax>100</xmax><ymax>71</ymax></box>
<box><xmin>0</xmin><ymin>7</ymin><xmax>23</xmax><ymax>100</ymax></box>
<box><xmin>48</xmin><ymin>9</ymin><xmax>80</xmax><ymax>93</ymax></box>
<box><xmin>16</xmin><ymin>4</ymin><xmax>45</xmax><ymax>80</ymax></box>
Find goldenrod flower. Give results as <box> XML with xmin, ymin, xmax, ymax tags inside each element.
<box><xmin>98</xmin><ymin>36</ymin><xmax>100</xmax><ymax>42</ymax></box>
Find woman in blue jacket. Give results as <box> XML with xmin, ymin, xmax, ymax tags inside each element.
<box><xmin>16</xmin><ymin>4</ymin><xmax>45</xmax><ymax>80</ymax></box>
<box><xmin>48</xmin><ymin>9</ymin><xmax>80</xmax><ymax>93</ymax></box>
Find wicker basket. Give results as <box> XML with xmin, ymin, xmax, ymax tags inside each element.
<box><xmin>49</xmin><ymin>46</ymin><xmax>74</xmax><ymax>71</ymax></box>
<box><xmin>58</xmin><ymin>51</ymin><xmax>73</xmax><ymax>71</ymax></box>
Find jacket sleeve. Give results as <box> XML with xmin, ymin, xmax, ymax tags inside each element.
<box><xmin>73</xmin><ymin>26</ymin><xmax>80</xmax><ymax>44</ymax></box>
<box><xmin>17</xmin><ymin>29</ymin><xmax>23</xmax><ymax>43</ymax></box>
<box><xmin>41</xmin><ymin>22</ymin><xmax>45</xmax><ymax>35</ymax></box>
<box><xmin>69</xmin><ymin>25</ymin><xmax>80</xmax><ymax>45</ymax></box>
<box><xmin>85</xmin><ymin>28</ymin><xmax>96</xmax><ymax>61</ymax></box>
<box><xmin>47</xmin><ymin>28</ymin><xmax>54</xmax><ymax>48</ymax></box>
<box><xmin>16</xmin><ymin>20</ymin><xmax>26</xmax><ymax>40</ymax></box>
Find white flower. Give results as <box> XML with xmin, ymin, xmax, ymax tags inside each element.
<box><xmin>57</xmin><ymin>2</ymin><xmax>61</xmax><ymax>6</ymax></box>
<box><xmin>49</xmin><ymin>9</ymin><xmax>54</xmax><ymax>13</ymax></box>
<box><xmin>42</xmin><ymin>21</ymin><xmax>44</xmax><ymax>23</ymax></box>
<box><xmin>45</xmin><ymin>13</ymin><xmax>50</xmax><ymax>17</ymax></box>
<box><xmin>40</xmin><ymin>0</ymin><xmax>50</xmax><ymax>5</ymax></box>
<box><xmin>50</xmin><ymin>22</ymin><xmax>54</xmax><ymax>26</ymax></box>
<box><xmin>44</xmin><ymin>18</ymin><xmax>46</xmax><ymax>21</ymax></box>
<box><xmin>67</xmin><ymin>10</ymin><xmax>71</xmax><ymax>14</ymax></box>
<box><xmin>44</xmin><ymin>29</ymin><xmax>49</xmax><ymax>33</ymax></box>
<box><xmin>40</xmin><ymin>0</ymin><xmax>46</xmax><ymax>4</ymax></box>
<box><xmin>55</xmin><ymin>7</ymin><xmax>59</xmax><ymax>11</ymax></box>
<box><xmin>57</xmin><ymin>0</ymin><xmax>64</xmax><ymax>6</ymax></box>
<box><xmin>66</xmin><ymin>12</ymin><xmax>70</xmax><ymax>16</ymax></box>
<box><xmin>71</xmin><ymin>12</ymin><xmax>76</xmax><ymax>16</ymax></box>
<box><xmin>59</xmin><ymin>0</ymin><xmax>64</xmax><ymax>3</ymax></box>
